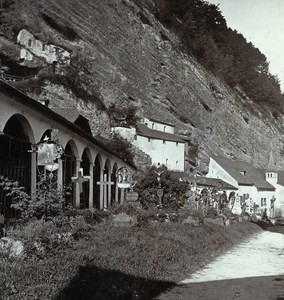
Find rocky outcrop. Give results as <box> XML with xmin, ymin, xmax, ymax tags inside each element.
<box><xmin>1</xmin><ymin>0</ymin><xmax>284</xmax><ymax>170</ymax></box>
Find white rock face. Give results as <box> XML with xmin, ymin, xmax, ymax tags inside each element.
<box><xmin>17</xmin><ymin>29</ymin><xmax>71</xmax><ymax>65</ymax></box>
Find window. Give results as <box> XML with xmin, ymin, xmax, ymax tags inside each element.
<box><xmin>148</xmin><ymin>137</ymin><xmax>151</xmax><ymax>142</ymax></box>
<box><xmin>164</xmin><ymin>126</ymin><xmax>166</xmax><ymax>132</ymax></box>
<box><xmin>176</xmin><ymin>142</ymin><xmax>178</xmax><ymax>146</ymax></box>
<box><xmin>261</xmin><ymin>198</ymin><xmax>267</xmax><ymax>206</ymax></box>
<box><xmin>152</xmin><ymin>123</ymin><xmax>155</xmax><ymax>129</ymax></box>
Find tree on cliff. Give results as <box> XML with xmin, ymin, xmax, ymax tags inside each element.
<box><xmin>155</xmin><ymin>0</ymin><xmax>284</xmax><ymax>114</ymax></box>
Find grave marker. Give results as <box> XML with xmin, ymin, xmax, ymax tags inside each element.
<box><xmin>97</xmin><ymin>173</ymin><xmax>114</xmax><ymax>209</ymax></box>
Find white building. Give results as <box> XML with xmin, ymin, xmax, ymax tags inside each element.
<box><xmin>112</xmin><ymin>117</ymin><xmax>186</xmax><ymax>171</ymax></box>
<box><xmin>207</xmin><ymin>155</ymin><xmax>276</xmax><ymax>215</ymax></box>
<box><xmin>265</xmin><ymin>172</ymin><xmax>284</xmax><ymax>217</ymax></box>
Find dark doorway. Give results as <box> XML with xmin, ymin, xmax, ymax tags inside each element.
<box><xmin>93</xmin><ymin>156</ymin><xmax>101</xmax><ymax>209</ymax></box>
<box><xmin>62</xmin><ymin>142</ymin><xmax>76</xmax><ymax>207</ymax></box>
<box><xmin>111</xmin><ymin>164</ymin><xmax>117</xmax><ymax>206</ymax></box>
<box><xmin>0</xmin><ymin>115</ymin><xmax>31</xmax><ymax>220</ymax></box>
<box><xmin>80</xmin><ymin>149</ymin><xmax>90</xmax><ymax>209</ymax></box>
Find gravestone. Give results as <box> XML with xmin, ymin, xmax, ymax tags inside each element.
<box><xmin>125</xmin><ymin>192</ymin><xmax>139</xmax><ymax>202</ymax></box>
<box><xmin>112</xmin><ymin>213</ymin><xmax>137</xmax><ymax>227</ymax></box>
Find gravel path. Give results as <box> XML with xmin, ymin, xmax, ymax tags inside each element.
<box><xmin>156</xmin><ymin>229</ymin><xmax>284</xmax><ymax>300</ymax></box>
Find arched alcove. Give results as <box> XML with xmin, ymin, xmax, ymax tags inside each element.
<box><xmin>104</xmin><ymin>159</ymin><xmax>111</xmax><ymax>208</ymax></box>
<box><xmin>112</xmin><ymin>163</ymin><xmax>118</xmax><ymax>205</ymax></box>
<box><xmin>0</xmin><ymin>114</ymin><xmax>34</xmax><ymax>219</ymax></box>
<box><xmin>80</xmin><ymin>148</ymin><xmax>91</xmax><ymax>208</ymax></box>
<box><xmin>62</xmin><ymin>140</ymin><xmax>77</xmax><ymax>206</ymax></box>
<box><xmin>93</xmin><ymin>154</ymin><xmax>102</xmax><ymax>209</ymax></box>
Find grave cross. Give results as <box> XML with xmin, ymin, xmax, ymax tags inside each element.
<box><xmin>71</xmin><ymin>168</ymin><xmax>91</xmax><ymax>193</ymax></box>
<box><xmin>96</xmin><ymin>173</ymin><xmax>114</xmax><ymax>209</ymax></box>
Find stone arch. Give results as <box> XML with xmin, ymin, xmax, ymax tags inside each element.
<box><xmin>63</xmin><ymin>139</ymin><xmax>79</xmax><ymax>160</ymax></box>
<box><xmin>80</xmin><ymin>148</ymin><xmax>91</xmax><ymax>208</ymax></box>
<box><xmin>0</xmin><ymin>114</ymin><xmax>35</xmax><ymax>220</ymax></box>
<box><xmin>112</xmin><ymin>163</ymin><xmax>118</xmax><ymax>205</ymax></box>
<box><xmin>93</xmin><ymin>154</ymin><xmax>103</xmax><ymax>209</ymax></box>
<box><xmin>104</xmin><ymin>159</ymin><xmax>112</xmax><ymax>208</ymax></box>
<box><xmin>62</xmin><ymin>140</ymin><xmax>78</xmax><ymax>206</ymax></box>
<box><xmin>3</xmin><ymin>114</ymin><xmax>35</xmax><ymax>144</ymax></box>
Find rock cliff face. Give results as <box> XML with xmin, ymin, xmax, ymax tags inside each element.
<box><xmin>1</xmin><ymin>0</ymin><xmax>284</xmax><ymax>170</ymax></box>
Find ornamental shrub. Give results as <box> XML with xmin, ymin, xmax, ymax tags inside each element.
<box><xmin>11</xmin><ymin>172</ymin><xmax>69</xmax><ymax>221</ymax></box>
<box><xmin>135</xmin><ymin>166</ymin><xmax>188</xmax><ymax>209</ymax></box>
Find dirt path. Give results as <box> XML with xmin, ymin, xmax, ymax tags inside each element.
<box><xmin>156</xmin><ymin>229</ymin><xmax>284</xmax><ymax>300</ymax></box>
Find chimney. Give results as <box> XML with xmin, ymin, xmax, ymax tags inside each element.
<box><xmin>39</xmin><ymin>99</ymin><xmax>50</xmax><ymax>107</ymax></box>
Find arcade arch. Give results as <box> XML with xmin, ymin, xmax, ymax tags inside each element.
<box><xmin>0</xmin><ymin>114</ymin><xmax>34</xmax><ymax>219</ymax></box>
<box><xmin>93</xmin><ymin>154</ymin><xmax>102</xmax><ymax>209</ymax></box>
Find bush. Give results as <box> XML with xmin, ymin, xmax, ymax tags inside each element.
<box><xmin>135</xmin><ymin>166</ymin><xmax>188</xmax><ymax>209</ymax></box>
<box><xmin>11</xmin><ymin>172</ymin><xmax>68</xmax><ymax>221</ymax></box>
<box><xmin>111</xmin><ymin>201</ymin><xmax>142</xmax><ymax>216</ymax></box>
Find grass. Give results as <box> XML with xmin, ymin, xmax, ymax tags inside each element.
<box><xmin>0</xmin><ymin>218</ymin><xmax>262</xmax><ymax>300</ymax></box>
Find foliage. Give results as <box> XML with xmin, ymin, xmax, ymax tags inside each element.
<box><xmin>0</xmin><ymin>0</ymin><xmax>41</xmax><ymax>39</ymax></box>
<box><xmin>11</xmin><ymin>172</ymin><xmax>69</xmax><ymax>221</ymax></box>
<box><xmin>156</xmin><ymin>0</ymin><xmax>284</xmax><ymax>113</ymax></box>
<box><xmin>111</xmin><ymin>201</ymin><xmax>142</xmax><ymax>216</ymax></box>
<box><xmin>0</xmin><ymin>176</ymin><xmax>30</xmax><ymax>202</ymax></box>
<box><xmin>107</xmin><ymin>103</ymin><xmax>140</xmax><ymax>128</ymax></box>
<box><xmin>0</xmin><ymin>221</ymin><xmax>262</xmax><ymax>299</ymax></box>
<box><xmin>135</xmin><ymin>165</ymin><xmax>188</xmax><ymax>209</ymax></box>
<box><xmin>103</xmin><ymin>132</ymin><xmax>134</xmax><ymax>164</ymax></box>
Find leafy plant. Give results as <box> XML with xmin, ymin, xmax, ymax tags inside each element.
<box><xmin>11</xmin><ymin>172</ymin><xmax>69</xmax><ymax>221</ymax></box>
<box><xmin>135</xmin><ymin>166</ymin><xmax>188</xmax><ymax>209</ymax></box>
<box><xmin>0</xmin><ymin>176</ymin><xmax>30</xmax><ymax>219</ymax></box>
<box><xmin>104</xmin><ymin>133</ymin><xmax>134</xmax><ymax>164</ymax></box>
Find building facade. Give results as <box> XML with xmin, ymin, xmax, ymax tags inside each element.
<box><xmin>0</xmin><ymin>80</ymin><xmax>135</xmax><ymax>221</ymax></box>
<box><xmin>112</xmin><ymin>117</ymin><xmax>186</xmax><ymax>171</ymax></box>
<box><xmin>207</xmin><ymin>156</ymin><xmax>277</xmax><ymax>215</ymax></box>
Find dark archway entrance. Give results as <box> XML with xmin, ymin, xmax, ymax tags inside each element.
<box><xmin>62</xmin><ymin>142</ymin><xmax>76</xmax><ymax>206</ymax></box>
<box><xmin>111</xmin><ymin>164</ymin><xmax>118</xmax><ymax>206</ymax></box>
<box><xmin>80</xmin><ymin>149</ymin><xmax>90</xmax><ymax>208</ymax></box>
<box><xmin>0</xmin><ymin>115</ymin><xmax>32</xmax><ymax>220</ymax></box>
<box><xmin>93</xmin><ymin>156</ymin><xmax>101</xmax><ymax>209</ymax></box>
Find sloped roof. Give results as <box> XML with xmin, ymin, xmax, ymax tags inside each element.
<box><xmin>212</xmin><ymin>155</ymin><xmax>275</xmax><ymax>191</ymax></box>
<box><xmin>51</xmin><ymin>107</ymin><xmax>92</xmax><ymax>135</ymax></box>
<box><xmin>136</xmin><ymin>123</ymin><xmax>184</xmax><ymax>143</ymax></box>
<box><xmin>144</xmin><ymin>116</ymin><xmax>175</xmax><ymax>127</ymax></box>
<box><xmin>171</xmin><ymin>172</ymin><xmax>237</xmax><ymax>190</ymax></box>
<box><xmin>0</xmin><ymin>80</ymin><xmax>136</xmax><ymax>169</ymax></box>
<box><xmin>51</xmin><ymin>107</ymin><xmax>82</xmax><ymax>123</ymax></box>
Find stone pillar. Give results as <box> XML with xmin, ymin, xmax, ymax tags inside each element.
<box><xmin>31</xmin><ymin>152</ymin><xmax>37</xmax><ymax>199</ymax></box>
<box><xmin>120</xmin><ymin>188</ymin><xmax>125</xmax><ymax>204</ymax></box>
<box><xmin>75</xmin><ymin>159</ymin><xmax>81</xmax><ymax>208</ymax></box>
<box><xmin>89</xmin><ymin>163</ymin><xmax>94</xmax><ymax>209</ymax></box>
<box><xmin>115</xmin><ymin>177</ymin><xmax>119</xmax><ymax>204</ymax></box>
<box><xmin>99</xmin><ymin>169</ymin><xmax>104</xmax><ymax>210</ymax></box>
<box><xmin>57</xmin><ymin>158</ymin><xmax>63</xmax><ymax>189</ymax></box>
<box><xmin>103</xmin><ymin>173</ymin><xmax>107</xmax><ymax>209</ymax></box>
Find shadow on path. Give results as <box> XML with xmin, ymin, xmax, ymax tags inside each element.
<box><xmin>255</xmin><ymin>221</ymin><xmax>284</xmax><ymax>235</ymax></box>
<box><xmin>156</xmin><ymin>275</ymin><xmax>284</xmax><ymax>300</ymax></box>
<box><xmin>55</xmin><ymin>265</ymin><xmax>175</xmax><ymax>300</ymax></box>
